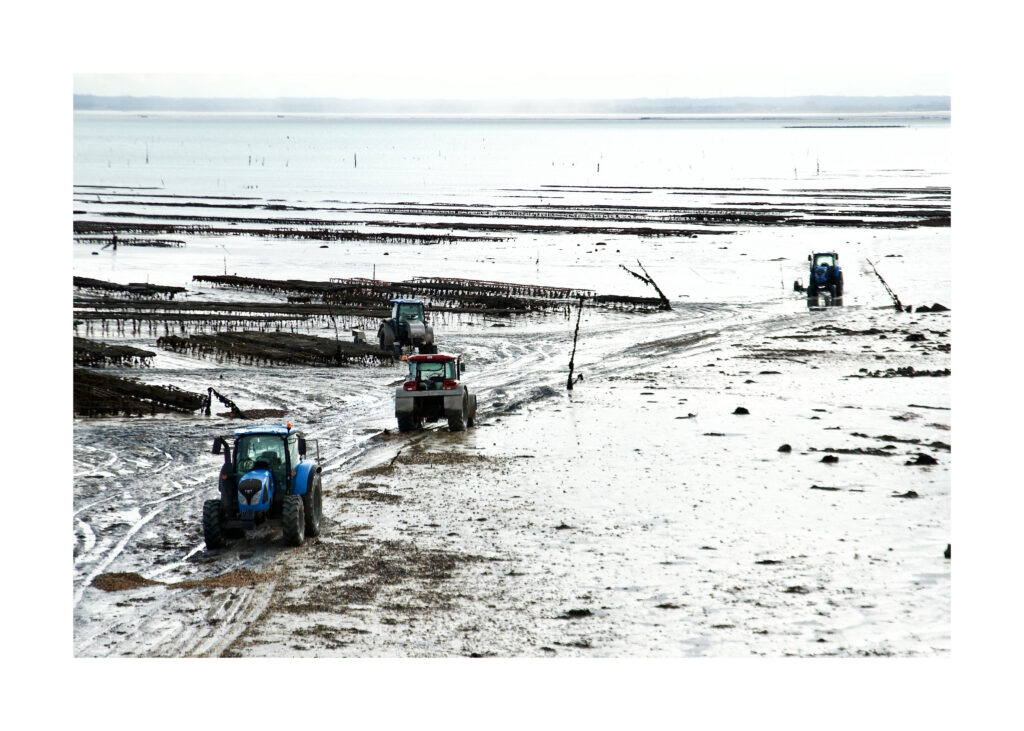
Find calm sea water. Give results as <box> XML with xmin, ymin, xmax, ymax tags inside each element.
<box><xmin>73</xmin><ymin>112</ymin><xmax>950</xmax><ymax>202</ymax></box>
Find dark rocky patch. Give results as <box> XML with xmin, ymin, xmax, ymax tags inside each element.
<box><xmin>557</xmin><ymin>609</ymin><xmax>593</xmax><ymax>620</ymax></box>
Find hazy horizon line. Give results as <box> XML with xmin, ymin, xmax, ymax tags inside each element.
<box><xmin>74</xmin><ymin>94</ymin><xmax>951</xmax><ymax>116</ymax></box>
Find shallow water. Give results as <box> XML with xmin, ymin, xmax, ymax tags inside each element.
<box><xmin>74</xmin><ymin>112</ymin><xmax>950</xmax><ymax>200</ymax></box>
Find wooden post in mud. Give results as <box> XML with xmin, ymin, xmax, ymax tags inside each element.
<box><xmin>866</xmin><ymin>259</ymin><xmax>905</xmax><ymax>312</ymax></box>
<box><xmin>567</xmin><ymin>297</ymin><xmax>584</xmax><ymax>391</ymax></box>
<box><xmin>207</xmin><ymin>387</ymin><xmax>246</xmax><ymax>419</ymax></box>
<box><xmin>324</xmin><ymin>303</ymin><xmax>343</xmax><ymax>363</ymax></box>
<box><xmin>619</xmin><ymin>260</ymin><xmax>672</xmax><ymax>310</ymax></box>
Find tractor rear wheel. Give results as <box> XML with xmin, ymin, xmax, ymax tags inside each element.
<box><xmin>303</xmin><ymin>475</ymin><xmax>322</xmax><ymax>538</ymax></box>
<box><xmin>282</xmin><ymin>494</ymin><xmax>306</xmax><ymax>546</ymax></box>
<box><xmin>448</xmin><ymin>398</ymin><xmax>466</xmax><ymax>432</ymax></box>
<box><xmin>202</xmin><ymin>499</ymin><xmax>226</xmax><ymax>549</ymax></box>
<box><xmin>397</xmin><ymin>415</ymin><xmax>417</xmax><ymax>432</ymax></box>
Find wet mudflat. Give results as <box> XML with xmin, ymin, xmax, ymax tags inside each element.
<box><xmin>72</xmin><ymin>180</ymin><xmax>950</xmax><ymax>658</ymax></box>
<box><xmin>220</xmin><ymin>304</ymin><xmax>950</xmax><ymax>657</ymax></box>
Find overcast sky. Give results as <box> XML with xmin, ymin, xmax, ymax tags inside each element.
<box><xmin>62</xmin><ymin>0</ymin><xmax>956</xmax><ymax>101</ymax></box>
<box><xmin>73</xmin><ymin>71</ymin><xmax>950</xmax><ymax>100</ymax></box>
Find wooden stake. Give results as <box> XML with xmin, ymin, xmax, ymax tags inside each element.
<box><xmin>567</xmin><ymin>296</ymin><xmax>584</xmax><ymax>390</ymax></box>
<box><xmin>866</xmin><ymin>259</ymin><xmax>905</xmax><ymax>312</ymax></box>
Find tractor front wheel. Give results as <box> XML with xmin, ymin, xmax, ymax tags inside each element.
<box><xmin>202</xmin><ymin>499</ymin><xmax>226</xmax><ymax>549</ymax></box>
<box><xmin>282</xmin><ymin>494</ymin><xmax>306</xmax><ymax>546</ymax></box>
<box><xmin>378</xmin><ymin>323</ymin><xmax>395</xmax><ymax>353</ymax></box>
<box><xmin>303</xmin><ymin>475</ymin><xmax>322</xmax><ymax>538</ymax></box>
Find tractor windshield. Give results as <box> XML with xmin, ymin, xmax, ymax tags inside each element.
<box><xmin>235</xmin><ymin>434</ymin><xmax>287</xmax><ymax>475</ymax></box>
<box><xmin>409</xmin><ymin>360</ymin><xmax>456</xmax><ymax>386</ymax></box>
<box><xmin>813</xmin><ymin>254</ymin><xmax>836</xmax><ymax>267</ymax></box>
<box><xmin>394</xmin><ymin>303</ymin><xmax>423</xmax><ymax>322</ymax></box>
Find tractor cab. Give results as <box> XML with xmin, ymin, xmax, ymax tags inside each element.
<box><xmin>810</xmin><ymin>252</ymin><xmax>837</xmax><ymax>269</ymax></box>
<box><xmin>403</xmin><ymin>353</ymin><xmax>463</xmax><ymax>391</ymax></box>
<box><xmin>391</xmin><ymin>299</ymin><xmax>426</xmax><ymax>324</ymax></box>
<box><xmin>232</xmin><ymin>428</ymin><xmax>298</xmax><ymax>489</ymax></box>
<box><xmin>211</xmin><ymin>425</ymin><xmax>318</xmax><ymax>508</ymax></box>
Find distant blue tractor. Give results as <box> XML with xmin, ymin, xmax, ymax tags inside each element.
<box><xmin>203</xmin><ymin>425</ymin><xmax>322</xmax><ymax>548</ymax></box>
<box><xmin>805</xmin><ymin>252</ymin><xmax>844</xmax><ymax>302</ymax></box>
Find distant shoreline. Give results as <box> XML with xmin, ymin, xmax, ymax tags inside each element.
<box><xmin>73</xmin><ymin>94</ymin><xmax>951</xmax><ymax>117</ymax></box>
<box><xmin>73</xmin><ymin>110</ymin><xmax>951</xmax><ymax>123</ymax></box>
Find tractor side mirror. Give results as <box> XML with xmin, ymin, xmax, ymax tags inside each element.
<box><xmin>807</xmin><ymin>254</ymin><xmax>812</xmax><ymax>262</ymax></box>
<box><xmin>212</xmin><ymin>437</ymin><xmax>223</xmax><ymax>455</ymax></box>
<box><xmin>298</xmin><ymin>437</ymin><xmax>307</xmax><ymax>456</ymax></box>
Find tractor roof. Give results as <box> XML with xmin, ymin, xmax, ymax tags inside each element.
<box><xmin>233</xmin><ymin>425</ymin><xmax>294</xmax><ymax>437</ymax></box>
<box><xmin>407</xmin><ymin>353</ymin><xmax>458</xmax><ymax>363</ymax></box>
<box><xmin>390</xmin><ymin>298</ymin><xmax>425</xmax><ymax>305</ymax></box>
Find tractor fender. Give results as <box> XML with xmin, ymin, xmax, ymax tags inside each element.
<box><xmin>292</xmin><ymin>461</ymin><xmax>319</xmax><ymax>497</ymax></box>
<box><xmin>395</xmin><ymin>388</ymin><xmax>416</xmax><ymax>415</ymax></box>
<box><xmin>443</xmin><ymin>386</ymin><xmax>468</xmax><ymax>418</ymax></box>
<box><xmin>237</xmin><ymin>469</ymin><xmax>274</xmax><ymax>513</ymax></box>
<box><xmin>406</xmin><ymin>320</ymin><xmax>427</xmax><ymax>342</ymax></box>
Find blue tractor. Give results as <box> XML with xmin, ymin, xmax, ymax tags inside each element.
<box><xmin>203</xmin><ymin>424</ymin><xmax>323</xmax><ymax>548</ymax></box>
<box><xmin>805</xmin><ymin>252</ymin><xmax>844</xmax><ymax>302</ymax></box>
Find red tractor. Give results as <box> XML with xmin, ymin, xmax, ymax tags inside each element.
<box><xmin>393</xmin><ymin>353</ymin><xmax>477</xmax><ymax>432</ymax></box>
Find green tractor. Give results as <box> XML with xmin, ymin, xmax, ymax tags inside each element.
<box><xmin>378</xmin><ymin>298</ymin><xmax>437</xmax><ymax>358</ymax></box>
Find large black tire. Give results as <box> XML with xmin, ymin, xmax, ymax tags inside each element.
<box><xmin>303</xmin><ymin>474</ymin><xmax>322</xmax><ymax>538</ymax></box>
<box><xmin>378</xmin><ymin>322</ymin><xmax>395</xmax><ymax>353</ymax></box>
<box><xmin>282</xmin><ymin>494</ymin><xmax>306</xmax><ymax>546</ymax></box>
<box><xmin>836</xmin><ymin>273</ymin><xmax>844</xmax><ymax>297</ymax></box>
<box><xmin>202</xmin><ymin>499</ymin><xmax>226</xmax><ymax>549</ymax></box>
<box><xmin>419</xmin><ymin>343</ymin><xmax>437</xmax><ymax>354</ymax></box>
<box><xmin>448</xmin><ymin>397</ymin><xmax>466</xmax><ymax>432</ymax></box>
<box><xmin>467</xmin><ymin>394</ymin><xmax>476</xmax><ymax>428</ymax></box>
<box><xmin>397</xmin><ymin>414</ymin><xmax>417</xmax><ymax>432</ymax></box>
